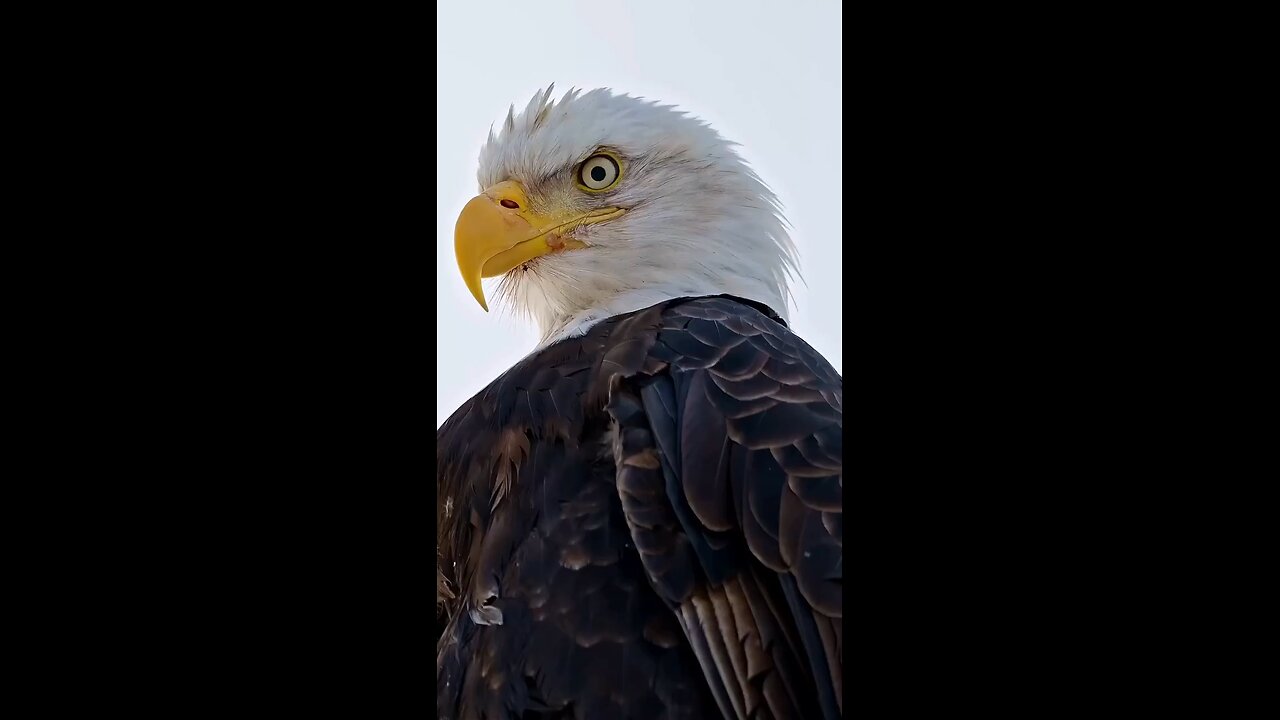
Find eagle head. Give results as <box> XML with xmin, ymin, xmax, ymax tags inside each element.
<box><xmin>454</xmin><ymin>86</ymin><xmax>798</xmax><ymax>346</ymax></box>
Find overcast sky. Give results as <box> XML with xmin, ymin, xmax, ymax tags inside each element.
<box><xmin>436</xmin><ymin>0</ymin><xmax>842</xmax><ymax>427</ymax></box>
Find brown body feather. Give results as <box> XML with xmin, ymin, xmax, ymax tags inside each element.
<box><xmin>437</xmin><ymin>296</ymin><xmax>842</xmax><ymax>720</ymax></box>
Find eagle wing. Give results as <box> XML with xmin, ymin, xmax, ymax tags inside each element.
<box><xmin>438</xmin><ymin>305</ymin><xmax>722</xmax><ymax>720</ymax></box>
<box><xmin>609</xmin><ymin>297</ymin><xmax>843</xmax><ymax>720</ymax></box>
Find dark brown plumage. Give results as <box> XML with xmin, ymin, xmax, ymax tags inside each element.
<box><xmin>437</xmin><ymin>296</ymin><xmax>842</xmax><ymax>720</ymax></box>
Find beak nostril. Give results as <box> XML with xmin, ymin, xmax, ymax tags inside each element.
<box><xmin>500</xmin><ymin>199</ymin><xmax>519</xmax><ymax>209</ymax></box>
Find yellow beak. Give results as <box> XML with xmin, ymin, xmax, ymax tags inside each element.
<box><xmin>453</xmin><ymin>180</ymin><xmax>623</xmax><ymax>311</ymax></box>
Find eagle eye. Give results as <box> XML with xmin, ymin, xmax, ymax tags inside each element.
<box><xmin>577</xmin><ymin>153</ymin><xmax>622</xmax><ymax>192</ymax></box>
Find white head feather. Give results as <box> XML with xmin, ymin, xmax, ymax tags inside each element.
<box><xmin>476</xmin><ymin>85</ymin><xmax>799</xmax><ymax>347</ymax></box>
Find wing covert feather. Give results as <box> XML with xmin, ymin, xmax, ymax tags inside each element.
<box><xmin>608</xmin><ymin>296</ymin><xmax>843</xmax><ymax>720</ymax></box>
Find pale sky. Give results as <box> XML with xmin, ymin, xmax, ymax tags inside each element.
<box><xmin>436</xmin><ymin>0</ymin><xmax>842</xmax><ymax>427</ymax></box>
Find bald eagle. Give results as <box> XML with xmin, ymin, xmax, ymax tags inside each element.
<box><xmin>437</xmin><ymin>87</ymin><xmax>842</xmax><ymax>720</ymax></box>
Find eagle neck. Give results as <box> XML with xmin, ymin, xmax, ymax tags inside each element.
<box><xmin>533</xmin><ymin>280</ymin><xmax>786</xmax><ymax>350</ymax></box>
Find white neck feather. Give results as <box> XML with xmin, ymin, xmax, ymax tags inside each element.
<box><xmin>536</xmin><ymin>278</ymin><xmax>785</xmax><ymax>349</ymax></box>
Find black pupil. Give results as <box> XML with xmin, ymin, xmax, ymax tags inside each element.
<box><xmin>590</xmin><ymin>165</ymin><xmax>607</xmax><ymax>182</ymax></box>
